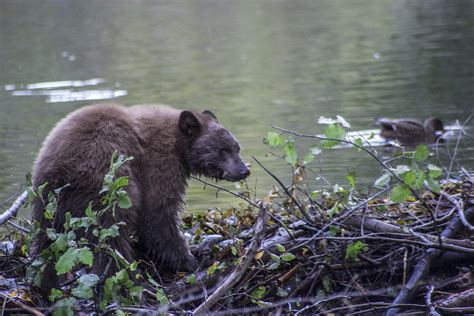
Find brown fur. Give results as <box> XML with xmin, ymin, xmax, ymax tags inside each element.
<box><xmin>31</xmin><ymin>103</ymin><xmax>249</xmax><ymax>289</ymax></box>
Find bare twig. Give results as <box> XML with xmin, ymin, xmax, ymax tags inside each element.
<box><xmin>190</xmin><ymin>176</ymin><xmax>260</xmax><ymax>209</ymax></box>
<box><xmin>436</xmin><ymin>287</ymin><xmax>474</xmax><ymax>309</ymax></box>
<box><xmin>252</xmin><ymin>156</ymin><xmax>315</xmax><ymax>225</ymax></box>
<box><xmin>440</xmin><ymin>191</ymin><xmax>474</xmax><ymax>231</ymax></box>
<box><xmin>6</xmin><ymin>220</ymin><xmax>30</xmax><ymax>233</ymax></box>
<box><xmin>424</xmin><ymin>285</ymin><xmax>440</xmax><ymax>316</ymax></box>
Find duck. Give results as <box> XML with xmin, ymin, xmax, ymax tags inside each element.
<box><xmin>376</xmin><ymin>117</ymin><xmax>444</xmax><ymax>145</ymax></box>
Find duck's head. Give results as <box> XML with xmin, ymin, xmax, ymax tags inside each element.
<box><xmin>424</xmin><ymin>118</ymin><xmax>444</xmax><ymax>138</ymax></box>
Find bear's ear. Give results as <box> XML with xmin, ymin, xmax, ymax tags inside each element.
<box><xmin>179</xmin><ymin>111</ymin><xmax>201</xmax><ymax>136</ymax></box>
<box><xmin>202</xmin><ymin>110</ymin><xmax>218</xmax><ymax>121</ymax></box>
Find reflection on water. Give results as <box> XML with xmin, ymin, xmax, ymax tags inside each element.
<box><xmin>0</xmin><ymin>0</ymin><xmax>473</xmax><ymax>217</ymax></box>
<box><xmin>5</xmin><ymin>78</ymin><xmax>127</xmax><ymax>103</ymax></box>
<box><xmin>6</xmin><ymin>78</ymin><xmax>105</xmax><ymax>90</ymax></box>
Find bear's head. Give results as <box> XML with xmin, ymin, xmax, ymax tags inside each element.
<box><xmin>179</xmin><ymin>110</ymin><xmax>250</xmax><ymax>182</ymax></box>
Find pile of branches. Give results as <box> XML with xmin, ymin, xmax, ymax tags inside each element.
<box><xmin>0</xmin><ymin>170</ymin><xmax>473</xmax><ymax>315</ymax></box>
<box><xmin>153</xmin><ymin>167</ymin><xmax>474</xmax><ymax>315</ymax></box>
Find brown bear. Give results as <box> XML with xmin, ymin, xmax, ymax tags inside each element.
<box><xmin>31</xmin><ymin>103</ymin><xmax>250</xmax><ymax>288</ymax></box>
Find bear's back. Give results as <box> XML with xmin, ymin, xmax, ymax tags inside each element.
<box><xmin>32</xmin><ymin>104</ymin><xmax>144</xmax><ymax>189</ymax></box>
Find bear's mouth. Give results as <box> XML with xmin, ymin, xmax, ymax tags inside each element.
<box><xmin>222</xmin><ymin>171</ymin><xmax>247</xmax><ymax>182</ymax></box>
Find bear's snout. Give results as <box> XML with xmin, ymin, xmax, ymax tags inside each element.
<box><xmin>222</xmin><ymin>160</ymin><xmax>251</xmax><ymax>182</ymax></box>
<box><xmin>239</xmin><ymin>164</ymin><xmax>251</xmax><ymax>179</ymax></box>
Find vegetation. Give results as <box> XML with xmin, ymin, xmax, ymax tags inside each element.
<box><xmin>0</xmin><ymin>118</ymin><xmax>473</xmax><ymax>315</ymax></box>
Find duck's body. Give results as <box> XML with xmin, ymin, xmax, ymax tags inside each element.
<box><xmin>377</xmin><ymin>117</ymin><xmax>444</xmax><ymax>145</ymax></box>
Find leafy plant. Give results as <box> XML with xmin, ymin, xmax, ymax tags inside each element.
<box><xmin>27</xmin><ymin>152</ymin><xmax>143</xmax><ymax>314</ymax></box>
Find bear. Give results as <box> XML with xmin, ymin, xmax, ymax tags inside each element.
<box><xmin>31</xmin><ymin>103</ymin><xmax>250</xmax><ymax>290</ymax></box>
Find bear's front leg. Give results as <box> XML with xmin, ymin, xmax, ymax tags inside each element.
<box><xmin>139</xmin><ymin>202</ymin><xmax>198</xmax><ymax>272</ymax></box>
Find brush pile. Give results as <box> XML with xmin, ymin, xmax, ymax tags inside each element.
<box><xmin>159</xmin><ymin>169</ymin><xmax>474</xmax><ymax>315</ymax></box>
<box><xmin>1</xmin><ymin>170</ymin><xmax>473</xmax><ymax>315</ymax></box>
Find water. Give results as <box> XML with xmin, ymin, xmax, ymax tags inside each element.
<box><xmin>1</xmin><ymin>0</ymin><xmax>473</xmax><ymax>218</ymax></box>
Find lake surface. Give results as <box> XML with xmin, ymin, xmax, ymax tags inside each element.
<box><xmin>1</xmin><ymin>0</ymin><xmax>473</xmax><ymax>218</ymax></box>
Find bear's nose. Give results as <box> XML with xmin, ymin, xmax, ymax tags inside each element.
<box><xmin>240</xmin><ymin>166</ymin><xmax>251</xmax><ymax>178</ymax></box>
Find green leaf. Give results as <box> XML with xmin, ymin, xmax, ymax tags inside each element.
<box><xmin>77</xmin><ymin>248</ymin><xmax>93</xmax><ymax>267</ymax></box>
<box><xmin>275</xmin><ymin>244</ymin><xmax>286</xmax><ymax>253</ymax></box>
<box><xmin>44</xmin><ymin>201</ymin><xmax>57</xmax><ymax>220</ymax></box>
<box><xmin>84</xmin><ymin>203</ymin><xmax>96</xmax><ymax>219</ymax></box>
<box><xmin>354</xmin><ymin>137</ymin><xmax>363</xmax><ymax>148</ymax></box>
<box><xmin>53</xmin><ymin>297</ymin><xmax>76</xmax><ymax>316</ymax></box>
<box><xmin>428</xmin><ymin>164</ymin><xmax>443</xmax><ymax>179</ymax></box>
<box><xmin>374</xmin><ymin>173</ymin><xmax>391</xmax><ymax>186</ymax></box>
<box><xmin>231</xmin><ymin>245</ymin><xmax>238</xmax><ymax>256</ymax></box>
<box><xmin>390</xmin><ymin>184</ymin><xmax>411</xmax><ymax>203</ymax></box>
<box><xmin>426</xmin><ymin>177</ymin><xmax>441</xmax><ymax>193</ymax></box>
<box><xmin>345</xmin><ymin>241</ymin><xmax>368</xmax><ymax>260</ymax></box>
<box><xmin>325</xmin><ymin>124</ymin><xmax>346</xmax><ymax>140</ymax></box>
<box><xmin>130</xmin><ymin>261</ymin><xmax>138</xmax><ymax>272</ymax></box>
<box><xmin>401</xmin><ymin>171</ymin><xmax>417</xmax><ymax>186</ymax></box>
<box><xmin>346</xmin><ymin>170</ymin><xmax>356</xmax><ymax>188</ymax></box>
<box><xmin>129</xmin><ymin>285</ymin><xmax>143</xmax><ymax>300</ymax></box>
<box><xmin>320</xmin><ymin>139</ymin><xmax>336</xmax><ymax>149</ymax></box>
<box><xmin>46</xmin><ymin>228</ymin><xmax>57</xmax><ymax>241</ymax></box>
<box><xmin>268</xmin><ymin>253</ymin><xmax>281</xmax><ymax>270</ymax></box>
<box><xmin>37</xmin><ymin>182</ymin><xmax>49</xmax><ymax>197</ymax></box>
<box><xmin>55</xmin><ymin>248</ymin><xmax>78</xmax><ymax>275</ymax></box>
<box><xmin>270</xmin><ymin>253</ymin><xmax>281</xmax><ymax>264</ymax></box>
<box><xmin>71</xmin><ymin>274</ymin><xmax>99</xmax><ymax>299</ymax></box>
<box><xmin>283</xmin><ymin>142</ymin><xmax>298</xmax><ymax>166</ymax></box>
<box><xmin>50</xmin><ymin>234</ymin><xmax>68</xmax><ymax>255</ymax></box>
<box><xmin>251</xmin><ymin>286</ymin><xmax>267</xmax><ymax>299</ymax></box>
<box><xmin>321</xmin><ymin>124</ymin><xmax>346</xmax><ymax>149</ymax></box>
<box><xmin>49</xmin><ymin>288</ymin><xmax>63</xmax><ymax>302</ymax></box>
<box><xmin>280</xmin><ymin>253</ymin><xmax>296</xmax><ymax>262</ymax></box>
<box><xmin>414</xmin><ymin>145</ymin><xmax>429</xmax><ymax>162</ymax></box>
<box><xmin>156</xmin><ymin>287</ymin><xmax>169</xmax><ymax>306</ymax></box>
<box><xmin>267</xmin><ymin>261</ymin><xmax>280</xmax><ymax>270</ymax></box>
<box><xmin>114</xmin><ymin>176</ymin><xmax>129</xmax><ymax>189</ymax></box>
<box><xmin>99</xmin><ymin>225</ymin><xmax>120</xmax><ymax>242</ymax></box>
<box><xmin>411</xmin><ymin>169</ymin><xmax>426</xmax><ymax>190</ymax></box>
<box><xmin>115</xmin><ymin>269</ymin><xmax>129</xmax><ymax>283</ymax></box>
<box><xmin>207</xmin><ymin>261</ymin><xmax>220</xmax><ymax>276</ymax></box>
<box><xmin>265</xmin><ymin>132</ymin><xmax>284</xmax><ymax>147</ymax></box>
<box><xmin>186</xmin><ymin>274</ymin><xmax>197</xmax><ymax>285</ymax></box>
<box><xmin>117</xmin><ymin>192</ymin><xmax>132</xmax><ymax>209</ymax></box>
<box><xmin>78</xmin><ymin>273</ymin><xmax>100</xmax><ymax>287</ymax></box>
